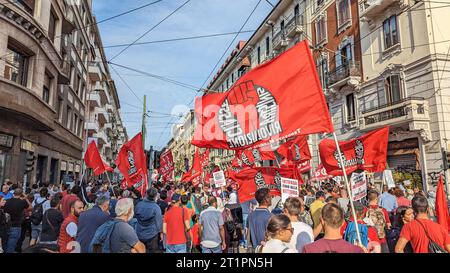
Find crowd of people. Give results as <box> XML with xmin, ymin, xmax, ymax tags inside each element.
<box><xmin>0</xmin><ymin>178</ymin><xmax>449</xmax><ymax>253</ymax></box>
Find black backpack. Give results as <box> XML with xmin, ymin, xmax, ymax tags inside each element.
<box><xmin>30</xmin><ymin>199</ymin><xmax>46</xmax><ymax>225</ymax></box>
<box><xmin>416</xmin><ymin>220</ymin><xmax>448</xmax><ymax>253</ymax></box>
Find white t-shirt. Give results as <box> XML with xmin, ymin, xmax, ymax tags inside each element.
<box><xmin>287</xmin><ymin>221</ymin><xmax>314</xmax><ymax>253</ymax></box>
<box><xmin>262</xmin><ymin>239</ymin><xmax>297</xmax><ymax>253</ymax></box>
<box><xmin>227</xmin><ymin>192</ymin><xmax>238</xmax><ymax>205</ymax></box>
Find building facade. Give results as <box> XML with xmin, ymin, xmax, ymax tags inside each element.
<box><xmin>0</xmin><ymin>0</ymin><xmax>127</xmax><ymax>186</ymax></box>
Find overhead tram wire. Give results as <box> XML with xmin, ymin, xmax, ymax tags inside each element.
<box><xmin>108</xmin><ymin>0</ymin><xmax>191</xmax><ymax>62</ymax></box>
<box><xmin>0</xmin><ymin>0</ymin><xmax>165</xmax><ymax>60</ymax></box>
<box><xmin>110</xmin><ymin>65</ymin><xmax>143</xmax><ymax>104</ymax></box>
<box><xmin>154</xmin><ymin>0</ymin><xmax>264</xmax><ymax>148</ymax></box>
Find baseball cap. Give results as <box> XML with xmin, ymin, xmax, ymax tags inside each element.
<box><xmin>171</xmin><ymin>193</ymin><xmax>181</xmax><ymax>202</ymax></box>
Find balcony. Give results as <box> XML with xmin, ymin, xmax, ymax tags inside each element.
<box><xmin>327</xmin><ymin>60</ymin><xmax>361</xmax><ymax>89</ymax></box>
<box><xmin>106</xmin><ymin>103</ymin><xmax>114</xmax><ymax>113</ymax></box>
<box><xmin>359</xmin><ymin>97</ymin><xmax>430</xmax><ymax>131</ymax></box>
<box><xmin>85</xmin><ymin>121</ymin><xmax>99</xmax><ymax>133</ymax></box>
<box><xmin>94</xmin><ymin>129</ymin><xmax>108</xmax><ymax>145</ymax></box>
<box><xmin>273</xmin><ymin>30</ymin><xmax>288</xmax><ymax>50</ymax></box>
<box><xmin>360</xmin><ymin>0</ymin><xmax>408</xmax><ymax>20</ymax></box>
<box><xmin>88</xmin><ymin>64</ymin><xmax>102</xmax><ymax>82</ymax></box>
<box><xmin>58</xmin><ymin>56</ymin><xmax>70</xmax><ymax>85</ymax></box>
<box><xmin>285</xmin><ymin>15</ymin><xmax>305</xmax><ymax>38</ymax></box>
<box><xmin>87</xmin><ymin>93</ymin><xmax>101</xmax><ymax>108</ymax></box>
<box><xmin>62</xmin><ymin>6</ymin><xmax>75</xmax><ymax>34</ymax></box>
<box><xmin>94</xmin><ymin>107</ymin><xmax>109</xmax><ymax>124</ymax></box>
<box><xmin>93</xmin><ymin>82</ymin><xmax>109</xmax><ymax>105</ymax></box>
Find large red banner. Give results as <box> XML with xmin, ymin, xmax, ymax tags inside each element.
<box><xmin>192</xmin><ymin>40</ymin><xmax>333</xmax><ymax>150</ymax></box>
<box><xmin>319</xmin><ymin>127</ymin><xmax>389</xmax><ymax>176</ymax></box>
<box><xmin>228</xmin><ymin>167</ymin><xmax>297</xmax><ymax>203</ymax></box>
<box><xmin>116</xmin><ymin>133</ymin><xmax>148</xmax><ymax>196</ymax></box>
<box><xmin>159</xmin><ymin>149</ymin><xmax>174</xmax><ymax>182</ymax></box>
<box><xmin>181</xmin><ymin>149</ymin><xmax>202</xmax><ymax>183</ymax></box>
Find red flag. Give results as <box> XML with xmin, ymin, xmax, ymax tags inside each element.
<box><xmin>319</xmin><ymin>127</ymin><xmax>389</xmax><ymax>176</ymax></box>
<box><xmin>181</xmin><ymin>149</ymin><xmax>202</xmax><ymax>183</ymax></box>
<box><xmin>159</xmin><ymin>149</ymin><xmax>174</xmax><ymax>182</ymax></box>
<box><xmin>297</xmin><ymin>160</ymin><xmax>312</xmax><ymax>174</ymax></box>
<box><xmin>229</xmin><ymin>167</ymin><xmax>296</xmax><ymax>203</ymax></box>
<box><xmin>200</xmin><ymin>149</ymin><xmax>210</xmax><ymax>168</ymax></box>
<box><xmin>311</xmin><ymin>164</ymin><xmax>333</xmax><ymax>181</ymax></box>
<box><xmin>84</xmin><ymin>141</ymin><xmax>109</xmax><ymax>176</ymax></box>
<box><xmin>436</xmin><ymin>176</ymin><xmax>450</xmax><ymax>233</ymax></box>
<box><xmin>192</xmin><ymin>40</ymin><xmax>333</xmax><ymax>150</ymax></box>
<box><xmin>277</xmin><ymin>135</ymin><xmax>311</xmax><ymax>162</ymax></box>
<box><xmin>116</xmin><ymin>133</ymin><xmax>148</xmax><ymax>196</ymax></box>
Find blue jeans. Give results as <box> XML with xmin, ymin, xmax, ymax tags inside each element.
<box><xmin>6</xmin><ymin>227</ymin><xmax>21</xmax><ymax>253</ymax></box>
<box><xmin>166</xmin><ymin>244</ymin><xmax>187</xmax><ymax>253</ymax></box>
<box><xmin>201</xmin><ymin>245</ymin><xmax>222</xmax><ymax>253</ymax></box>
<box><xmin>240</xmin><ymin>213</ymin><xmax>249</xmax><ymax>247</ymax></box>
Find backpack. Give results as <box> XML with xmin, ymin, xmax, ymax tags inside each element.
<box><xmin>192</xmin><ymin>195</ymin><xmax>203</xmax><ymax>214</ymax></box>
<box><xmin>366</xmin><ymin>207</ymin><xmax>387</xmax><ymax>239</ymax></box>
<box><xmin>88</xmin><ymin>219</ymin><xmax>120</xmax><ymax>253</ymax></box>
<box><xmin>30</xmin><ymin>199</ymin><xmax>47</xmax><ymax>225</ymax></box>
<box><xmin>224</xmin><ymin>208</ymin><xmax>242</xmax><ymax>242</ymax></box>
<box><xmin>416</xmin><ymin>220</ymin><xmax>448</xmax><ymax>253</ymax></box>
<box><xmin>343</xmin><ymin>221</ymin><xmax>369</xmax><ymax>247</ymax></box>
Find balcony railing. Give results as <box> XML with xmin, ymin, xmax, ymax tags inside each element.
<box><xmin>327</xmin><ymin>60</ymin><xmax>361</xmax><ymax>87</ymax></box>
<box><xmin>360</xmin><ymin>97</ymin><xmax>429</xmax><ymax>130</ymax></box>
<box><xmin>285</xmin><ymin>14</ymin><xmax>305</xmax><ymax>37</ymax></box>
<box><xmin>360</xmin><ymin>0</ymin><xmax>406</xmax><ymax>20</ymax></box>
<box><xmin>273</xmin><ymin>29</ymin><xmax>288</xmax><ymax>50</ymax></box>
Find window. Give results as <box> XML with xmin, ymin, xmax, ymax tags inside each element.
<box><xmin>80</xmin><ymin>83</ymin><xmax>85</xmax><ymax>101</ymax></box>
<box><xmin>75</xmin><ymin>75</ymin><xmax>81</xmax><ymax>95</ymax></box>
<box><xmin>385</xmin><ymin>75</ymin><xmax>401</xmax><ymax>104</ymax></box>
<box><xmin>43</xmin><ymin>72</ymin><xmax>52</xmax><ymax>104</ymax></box>
<box><xmin>317</xmin><ymin>56</ymin><xmax>328</xmax><ymax>89</ymax></box>
<box><xmin>336</xmin><ymin>43</ymin><xmax>353</xmax><ymax>68</ymax></box>
<box><xmin>74</xmin><ymin>114</ymin><xmax>78</xmax><ymax>134</ymax></box>
<box><xmin>280</xmin><ymin>20</ymin><xmax>285</xmax><ymax>33</ymax></box>
<box><xmin>16</xmin><ymin>0</ymin><xmax>34</xmax><ymax>15</ymax></box>
<box><xmin>48</xmin><ymin>8</ymin><xmax>58</xmax><ymax>43</ymax></box>
<box><xmin>226</xmin><ymin>79</ymin><xmax>229</xmax><ymax>89</ymax></box>
<box><xmin>266</xmin><ymin>37</ymin><xmax>270</xmax><ymax>56</ymax></box>
<box><xmin>315</xmin><ymin>16</ymin><xmax>327</xmax><ymax>45</ymax></box>
<box><xmin>337</xmin><ymin>0</ymin><xmax>351</xmax><ymax>28</ymax></box>
<box><xmin>231</xmin><ymin>73</ymin><xmax>234</xmax><ymax>83</ymax></box>
<box><xmin>346</xmin><ymin>93</ymin><xmax>356</xmax><ymax>122</ymax></box>
<box><xmin>294</xmin><ymin>4</ymin><xmax>300</xmax><ymax>17</ymax></box>
<box><xmin>257</xmin><ymin>46</ymin><xmax>261</xmax><ymax>64</ymax></box>
<box><xmin>4</xmin><ymin>45</ymin><xmax>29</xmax><ymax>86</ymax></box>
<box><xmin>383</xmin><ymin>15</ymin><xmax>399</xmax><ymax>49</ymax></box>
<box><xmin>66</xmin><ymin>106</ymin><xmax>71</xmax><ymax>128</ymax></box>
<box><xmin>56</xmin><ymin>97</ymin><xmax>63</xmax><ymax>122</ymax></box>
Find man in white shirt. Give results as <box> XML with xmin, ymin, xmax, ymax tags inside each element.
<box><xmin>283</xmin><ymin>197</ymin><xmax>314</xmax><ymax>253</ymax></box>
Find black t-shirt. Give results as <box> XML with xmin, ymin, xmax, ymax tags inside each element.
<box><xmin>4</xmin><ymin>198</ymin><xmax>29</xmax><ymax>227</ymax></box>
<box><xmin>41</xmin><ymin>208</ymin><xmax>64</xmax><ymax>242</ymax></box>
<box><xmin>157</xmin><ymin>199</ymin><xmax>168</xmax><ymax>215</ymax></box>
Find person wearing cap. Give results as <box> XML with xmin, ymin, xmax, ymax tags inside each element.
<box><xmin>163</xmin><ymin>193</ymin><xmax>190</xmax><ymax>253</ymax></box>
<box><xmin>341</xmin><ymin>201</ymin><xmax>381</xmax><ymax>253</ymax></box>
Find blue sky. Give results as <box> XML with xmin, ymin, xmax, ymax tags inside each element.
<box><xmin>92</xmin><ymin>0</ymin><xmax>275</xmax><ymax>150</ymax></box>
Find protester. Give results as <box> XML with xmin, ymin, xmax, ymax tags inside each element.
<box><xmin>386</xmin><ymin>206</ymin><xmax>414</xmax><ymax>253</ymax></box>
<box><xmin>247</xmin><ymin>188</ymin><xmax>273</xmax><ymax>250</ymax></box>
<box><xmin>191</xmin><ymin>214</ymin><xmax>201</xmax><ymax>253</ymax></box>
<box><xmin>342</xmin><ymin>201</ymin><xmax>381</xmax><ymax>253</ymax></box>
<box><xmin>394</xmin><ymin>188</ymin><xmax>412</xmax><ymax>207</ymax></box>
<box><xmin>76</xmin><ymin>196</ymin><xmax>111</xmax><ymax>253</ymax></box>
<box><xmin>60</xmin><ymin>186</ymin><xmax>81</xmax><ymax>219</ymax></box>
<box><xmin>0</xmin><ymin>184</ymin><xmax>12</xmax><ymax>200</ymax></box>
<box><xmin>297</xmin><ymin>196</ymin><xmax>314</xmax><ymax>227</ymax></box>
<box><xmin>364</xmin><ymin>190</ymin><xmax>391</xmax><ymax>253</ymax></box>
<box><xmin>310</xmin><ymin>191</ymin><xmax>326</xmax><ymax>237</ymax></box>
<box><xmin>337</xmin><ymin>188</ymin><xmax>350</xmax><ymax>215</ymax></box>
<box><xmin>283</xmin><ymin>197</ymin><xmax>313</xmax><ymax>253</ymax></box>
<box><xmin>29</xmin><ymin>187</ymin><xmax>51</xmax><ymax>246</ymax></box>
<box><xmin>395</xmin><ymin>195</ymin><xmax>450</xmax><ymax>253</ymax></box>
<box><xmin>134</xmin><ymin>188</ymin><xmax>163</xmax><ymax>253</ymax></box>
<box><xmin>109</xmin><ymin>198</ymin><xmax>145</xmax><ymax>253</ymax></box>
<box><xmin>240</xmin><ymin>198</ymin><xmax>257</xmax><ymax>250</ymax></box>
<box><xmin>199</xmin><ymin>196</ymin><xmax>226</xmax><ymax>253</ymax></box>
<box><xmin>163</xmin><ymin>194</ymin><xmax>190</xmax><ymax>253</ymax></box>
<box><xmin>379</xmin><ymin>186</ymin><xmax>397</xmax><ymax>223</ymax></box>
<box><xmin>40</xmin><ymin>197</ymin><xmax>64</xmax><ymax>250</ymax></box>
<box><xmin>58</xmin><ymin>200</ymin><xmax>84</xmax><ymax>253</ymax></box>
<box><xmin>303</xmin><ymin>203</ymin><xmax>364</xmax><ymax>253</ymax></box>
<box><xmin>157</xmin><ymin>190</ymin><xmax>169</xmax><ymax>215</ymax></box>
<box><xmin>3</xmin><ymin>188</ymin><xmax>30</xmax><ymax>253</ymax></box>
<box><xmin>0</xmin><ymin>196</ymin><xmax>8</xmax><ymax>253</ymax></box>
<box><xmin>255</xmin><ymin>214</ymin><xmax>297</xmax><ymax>253</ymax></box>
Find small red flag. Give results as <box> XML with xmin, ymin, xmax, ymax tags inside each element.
<box><xmin>277</xmin><ymin>135</ymin><xmax>311</xmax><ymax>162</ymax></box>
<box><xmin>435</xmin><ymin>176</ymin><xmax>450</xmax><ymax>233</ymax></box>
<box><xmin>84</xmin><ymin>141</ymin><xmax>110</xmax><ymax>176</ymax></box>
<box><xmin>319</xmin><ymin>127</ymin><xmax>389</xmax><ymax>176</ymax></box>
<box><xmin>229</xmin><ymin>167</ymin><xmax>296</xmax><ymax>203</ymax></box>
<box><xmin>116</xmin><ymin>133</ymin><xmax>148</xmax><ymax>196</ymax></box>
<box><xmin>159</xmin><ymin>149</ymin><xmax>175</xmax><ymax>182</ymax></box>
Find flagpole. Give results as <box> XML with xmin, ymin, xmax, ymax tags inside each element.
<box><xmin>332</xmin><ymin>132</ymin><xmax>362</xmax><ymax>246</ymax></box>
